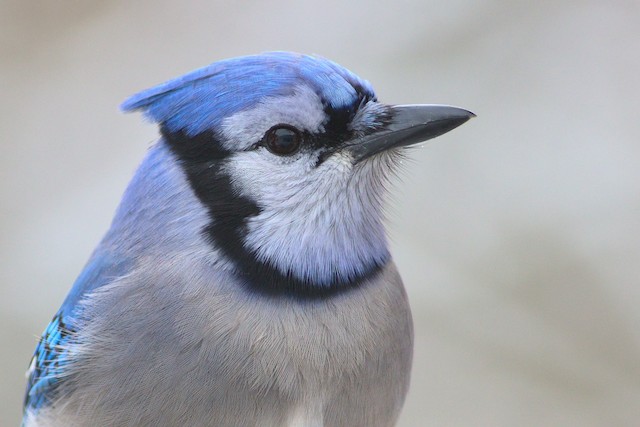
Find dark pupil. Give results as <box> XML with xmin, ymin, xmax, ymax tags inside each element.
<box><xmin>267</xmin><ymin>127</ymin><xmax>300</xmax><ymax>155</ymax></box>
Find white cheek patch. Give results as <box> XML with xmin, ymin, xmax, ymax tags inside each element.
<box><xmin>225</xmin><ymin>150</ymin><xmax>394</xmax><ymax>285</ymax></box>
<box><xmin>219</xmin><ymin>85</ymin><xmax>326</xmax><ymax>151</ymax></box>
<box><xmin>222</xmin><ymin>149</ymin><xmax>319</xmax><ymax>203</ymax></box>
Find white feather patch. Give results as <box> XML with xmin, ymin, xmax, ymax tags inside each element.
<box><xmin>225</xmin><ymin>148</ymin><xmax>394</xmax><ymax>285</ymax></box>
<box><xmin>219</xmin><ymin>85</ymin><xmax>326</xmax><ymax>151</ymax></box>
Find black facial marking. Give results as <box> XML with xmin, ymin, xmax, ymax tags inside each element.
<box><xmin>323</xmin><ymin>105</ymin><xmax>353</xmax><ymax>139</ymax></box>
<box><xmin>162</xmin><ymin>126</ymin><xmax>385</xmax><ymax>299</ymax></box>
<box><xmin>311</xmin><ymin>89</ymin><xmax>378</xmax><ymax>168</ymax></box>
<box><xmin>160</xmin><ymin>125</ymin><xmax>230</xmax><ymax>162</ymax></box>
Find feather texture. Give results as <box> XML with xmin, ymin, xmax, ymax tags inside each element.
<box><xmin>22</xmin><ymin>52</ymin><xmax>432</xmax><ymax>427</ymax></box>
<box><xmin>121</xmin><ymin>52</ymin><xmax>375</xmax><ymax>136</ymax></box>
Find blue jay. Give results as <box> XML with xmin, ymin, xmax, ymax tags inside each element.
<box><xmin>23</xmin><ymin>52</ymin><xmax>473</xmax><ymax>426</ymax></box>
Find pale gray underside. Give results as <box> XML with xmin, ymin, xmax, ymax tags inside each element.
<box><xmin>25</xmin><ymin>260</ymin><xmax>413</xmax><ymax>427</ymax></box>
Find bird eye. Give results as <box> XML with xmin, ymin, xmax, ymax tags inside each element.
<box><xmin>263</xmin><ymin>125</ymin><xmax>302</xmax><ymax>156</ymax></box>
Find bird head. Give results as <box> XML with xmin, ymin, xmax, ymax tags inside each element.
<box><xmin>122</xmin><ymin>52</ymin><xmax>473</xmax><ymax>298</ymax></box>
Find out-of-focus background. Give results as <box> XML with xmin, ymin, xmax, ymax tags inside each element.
<box><xmin>1</xmin><ymin>1</ymin><xmax>639</xmax><ymax>425</ymax></box>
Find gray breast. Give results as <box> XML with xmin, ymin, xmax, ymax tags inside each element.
<box><xmin>43</xmin><ymin>256</ymin><xmax>413</xmax><ymax>427</ymax></box>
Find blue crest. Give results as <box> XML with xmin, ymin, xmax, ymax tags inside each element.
<box><xmin>121</xmin><ymin>52</ymin><xmax>376</xmax><ymax>135</ymax></box>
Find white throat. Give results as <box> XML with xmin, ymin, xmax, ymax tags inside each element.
<box><xmin>227</xmin><ymin>151</ymin><xmax>393</xmax><ymax>285</ymax></box>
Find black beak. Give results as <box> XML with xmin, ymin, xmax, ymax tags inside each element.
<box><xmin>347</xmin><ymin>104</ymin><xmax>475</xmax><ymax>163</ymax></box>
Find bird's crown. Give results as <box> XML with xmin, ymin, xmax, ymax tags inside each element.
<box><xmin>121</xmin><ymin>51</ymin><xmax>376</xmax><ymax>136</ymax></box>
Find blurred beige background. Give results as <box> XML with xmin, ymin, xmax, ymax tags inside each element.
<box><xmin>2</xmin><ymin>0</ymin><xmax>639</xmax><ymax>425</ymax></box>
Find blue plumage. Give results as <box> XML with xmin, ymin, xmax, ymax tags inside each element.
<box><xmin>24</xmin><ymin>254</ymin><xmax>131</xmax><ymax>411</ymax></box>
<box><xmin>25</xmin><ymin>314</ymin><xmax>70</xmax><ymax>409</ymax></box>
<box><xmin>121</xmin><ymin>52</ymin><xmax>375</xmax><ymax>135</ymax></box>
<box><xmin>23</xmin><ymin>51</ymin><xmax>472</xmax><ymax>426</ymax></box>
<box><xmin>23</xmin><ymin>135</ymin><xmax>204</xmax><ymax>416</ymax></box>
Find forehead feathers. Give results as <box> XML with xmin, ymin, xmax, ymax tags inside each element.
<box><xmin>121</xmin><ymin>52</ymin><xmax>376</xmax><ymax>136</ymax></box>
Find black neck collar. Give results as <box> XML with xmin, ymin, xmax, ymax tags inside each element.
<box><xmin>162</xmin><ymin>126</ymin><xmax>387</xmax><ymax>299</ymax></box>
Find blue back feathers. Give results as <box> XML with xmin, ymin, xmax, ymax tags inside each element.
<box><xmin>24</xmin><ymin>253</ymin><xmax>131</xmax><ymax>412</ymax></box>
<box><xmin>121</xmin><ymin>52</ymin><xmax>376</xmax><ymax>136</ymax></box>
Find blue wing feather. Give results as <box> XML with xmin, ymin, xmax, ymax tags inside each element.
<box><xmin>24</xmin><ymin>314</ymin><xmax>71</xmax><ymax>409</ymax></box>
<box><xmin>24</xmin><ymin>251</ymin><xmax>131</xmax><ymax>413</ymax></box>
